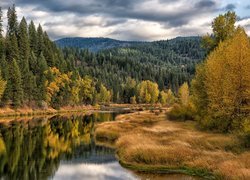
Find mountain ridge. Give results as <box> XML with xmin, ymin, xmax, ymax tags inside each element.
<box><xmin>55</xmin><ymin>36</ymin><xmax>201</xmax><ymax>52</ymax></box>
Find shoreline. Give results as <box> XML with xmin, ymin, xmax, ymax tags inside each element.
<box><xmin>0</xmin><ymin>105</ymin><xmax>100</xmax><ymax>118</ymax></box>
<box><xmin>0</xmin><ymin>104</ymin><xmax>162</xmax><ymax>118</ymax></box>
<box><xmin>94</xmin><ymin>110</ymin><xmax>250</xmax><ymax>179</ymax></box>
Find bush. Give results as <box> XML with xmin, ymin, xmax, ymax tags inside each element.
<box><xmin>241</xmin><ymin>118</ymin><xmax>250</xmax><ymax>148</ymax></box>
<box><xmin>167</xmin><ymin>103</ymin><xmax>194</xmax><ymax>121</ymax></box>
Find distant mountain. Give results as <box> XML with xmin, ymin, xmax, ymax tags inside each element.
<box><xmin>55</xmin><ymin>37</ymin><xmax>143</xmax><ymax>52</ymax></box>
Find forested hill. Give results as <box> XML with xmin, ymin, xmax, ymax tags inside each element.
<box><xmin>61</xmin><ymin>36</ymin><xmax>205</xmax><ymax>97</ymax></box>
<box><xmin>55</xmin><ymin>37</ymin><xmax>142</xmax><ymax>52</ymax></box>
<box><xmin>55</xmin><ymin>36</ymin><xmax>203</xmax><ymax>53</ymax></box>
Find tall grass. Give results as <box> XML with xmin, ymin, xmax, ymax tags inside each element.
<box><xmin>95</xmin><ymin>110</ymin><xmax>250</xmax><ymax>179</ymax></box>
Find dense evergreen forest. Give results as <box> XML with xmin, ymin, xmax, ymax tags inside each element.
<box><xmin>61</xmin><ymin>37</ymin><xmax>205</xmax><ymax>102</ymax></box>
<box><xmin>55</xmin><ymin>37</ymin><xmax>140</xmax><ymax>52</ymax></box>
<box><xmin>0</xmin><ymin>5</ymin><xmax>205</xmax><ymax>108</ymax></box>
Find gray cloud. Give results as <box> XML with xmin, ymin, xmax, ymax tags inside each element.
<box><xmin>9</xmin><ymin>0</ymin><xmax>219</xmax><ymax>27</ymax></box>
<box><xmin>1</xmin><ymin>0</ymin><xmax>248</xmax><ymax>40</ymax></box>
<box><xmin>246</xmin><ymin>5</ymin><xmax>250</xmax><ymax>9</ymax></box>
<box><xmin>225</xmin><ymin>4</ymin><xmax>236</xmax><ymax>11</ymax></box>
<box><xmin>195</xmin><ymin>0</ymin><xmax>216</xmax><ymax>9</ymax></box>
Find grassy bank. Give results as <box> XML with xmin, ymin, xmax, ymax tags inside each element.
<box><xmin>0</xmin><ymin>103</ymin><xmax>162</xmax><ymax>118</ymax></box>
<box><xmin>0</xmin><ymin>105</ymin><xmax>100</xmax><ymax>117</ymax></box>
<box><xmin>95</xmin><ymin>110</ymin><xmax>250</xmax><ymax>179</ymax></box>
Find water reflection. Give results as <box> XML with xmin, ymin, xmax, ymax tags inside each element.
<box><xmin>0</xmin><ymin>113</ymin><xmax>121</xmax><ymax>180</ymax></box>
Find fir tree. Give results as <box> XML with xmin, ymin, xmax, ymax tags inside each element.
<box><xmin>28</xmin><ymin>21</ymin><xmax>37</xmax><ymax>54</ymax></box>
<box><xmin>9</xmin><ymin>59</ymin><xmax>23</xmax><ymax>107</ymax></box>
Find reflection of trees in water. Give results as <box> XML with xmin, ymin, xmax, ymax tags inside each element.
<box><xmin>0</xmin><ymin>113</ymin><xmax>116</xmax><ymax>180</ymax></box>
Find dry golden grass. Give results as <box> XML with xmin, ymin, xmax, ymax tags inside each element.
<box><xmin>95</xmin><ymin>110</ymin><xmax>250</xmax><ymax>179</ymax></box>
<box><xmin>0</xmin><ymin>105</ymin><xmax>100</xmax><ymax>118</ymax></box>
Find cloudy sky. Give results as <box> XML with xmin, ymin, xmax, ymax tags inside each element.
<box><xmin>0</xmin><ymin>0</ymin><xmax>250</xmax><ymax>41</ymax></box>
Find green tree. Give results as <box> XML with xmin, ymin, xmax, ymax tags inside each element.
<box><xmin>202</xmin><ymin>11</ymin><xmax>237</xmax><ymax>52</ymax></box>
<box><xmin>0</xmin><ymin>7</ymin><xmax>4</xmax><ymax>59</ymax></box>
<box><xmin>9</xmin><ymin>59</ymin><xmax>23</xmax><ymax>107</ymax></box>
<box><xmin>18</xmin><ymin>17</ymin><xmax>31</xmax><ymax>100</ymax></box>
<box><xmin>191</xmin><ymin>63</ymin><xmax>208</xmax><ymax>119</ymax></box>
<box><xmin>37</xmin><ymin>24</ymin><xmax>44</xmax><ymax>56</ymax></box>
<box><xmin>36</xmin><ymin>53</ymin><xmax>48</xmax><ymax>102</ymax></box>
<box><xmin>28</xmin><ymin>21</ymin><xmax>37</xmax><ymax>54</ymax></box>
<box><xmin>7</xmin><ymin>5</ymin><xmax>18</xmax><ymax>37</ymax></box>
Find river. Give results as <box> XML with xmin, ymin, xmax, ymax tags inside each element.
<box><xmin>0</xmin><ymin>112</ymin><xmax>198</xmax><ymax>180</ymax></box>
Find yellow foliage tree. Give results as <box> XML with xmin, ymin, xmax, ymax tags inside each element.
<box><xmin>0</xmin><ymin>72</ymin><xmax>6</xmax><ymax>101</ymax></box>
<box><xmin>45</xmin><ymin>67</ymin><xmax>71</xmax><ymax>105</ymax></box>
<box><xmin>178</xmin><ymin>82</ymin><xmax>189</xmax><ymax>107</ymax></box>
<box><xmin>205</xmin><ymin>28</ymin><xmax>250</xmax><ymax>130</ymax></box>
<box><xmin>137</xmin><ymin>80</ymin><xmax>159</xmax><ymax>104</ymax></box>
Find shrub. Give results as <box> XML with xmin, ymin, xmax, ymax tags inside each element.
<box><xmin>168</xmin><ymin>103</ymin><xmax>194</xmax><ymax>121</ymax></box>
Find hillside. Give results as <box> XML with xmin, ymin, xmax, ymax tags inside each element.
<box><xmin>61</xmin><ymin>36</ymin><xmax>206</xmax><ymax>102</ymax></box>
<box><xmin>55</xmin><ymin>37</ymin><xmax>142</xmax><ymax>52</ymax></box>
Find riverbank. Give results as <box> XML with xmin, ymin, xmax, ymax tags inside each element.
<box><xmin>0</xmin><ymin>105</ymin><xmax>100</xmax><ymax>117</ymax></box>
<box><xmin>0</xmin><ymin>104</ymin><xmax>161</xmax><ymax>118</ymax></box>
<box><xmin>95</xmin><ymin>110</ymin><xmax>250</xmax><ymax>179</ymax></box>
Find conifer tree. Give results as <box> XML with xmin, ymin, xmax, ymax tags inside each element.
<box><xmin>28</xmin><ymin>21</ymin><xmax>38</xmax><ymax>54</ymax></box>
<box><xmin>7</xmin><ymin>5</ymin><xmax>18</xmax><ymax>37</ymax></box>
<box><xmin>0</xmin><ymin>7</ymin><xmax>4</xmax><ymax>59</ymax></box>
<box><xmin>18</xmin><ymin>17</ymin><xmax>31</xmax><ymax>100</ymax></box>
<box><xmin>36</xmin><ymin>53</ymin><xmax>48</xmax><ymax>102</ymax></box>
<box><xmin>37</xmin><ymin>24</ymin><xmax>44</xmax><ymax>56</ymax></box>
<box><xmin>9</xmin><ymin>59</ymin><xmax>23</xmax><ymax>107</ymax></box>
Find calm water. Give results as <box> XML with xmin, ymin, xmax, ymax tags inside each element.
<box><xmin>0</xmin><ymin>112</ymin><xmax>198</xmax><ymax>180</ymax></box>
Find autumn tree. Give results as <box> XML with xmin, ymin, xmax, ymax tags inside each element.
<box><xmin>96</xmin><ymin>84</ymin><xmax>111</xmax><ymax>104</ymax></box>
<box><xmin>45</xmin><ymin>67</ymin><xmax>71</xmax><ymax>108</ymax></box>
<box><xmin>0</xmin><ymin>71</ymin><xmax>6</xmax><ymax>101</ymax></box>
<box><xmin>137</xmin><ymin>80</ymin><xmax>159</xmax><ymax>104</ymax></box>
<box><xmin>166</xmin><ymin>89</ymin><xmax>175</xmax><ymax>106</ymax></box>
<box><xmin>159</xmin><ymin>91</ymin><xmax>167</xmax><ymax>105</ymax></box>
<box><xmin>178</xmin><ymin>82</ymin><xmax>189</xmax><ymax>106</ymax></box>
<box><xmin>204</xmin><ymin>28</ymin><xmax>250</xmax><ymax>131</ymax></box>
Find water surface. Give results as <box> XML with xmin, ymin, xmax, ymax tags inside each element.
<box><xmin>0</xmin><ymin>112</ymin><xmax>198</xmax><ymax>180</ymax></box>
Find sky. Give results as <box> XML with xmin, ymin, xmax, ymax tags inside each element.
<box><xmin>0</xmin><ymin>0</ymin><xmax>250</xmax><ymax>41</ymax></box>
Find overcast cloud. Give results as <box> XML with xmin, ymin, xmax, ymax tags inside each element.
<box><xmin>0</xmin><ymin>0</ymin><xmax>250</xmax><ymax>41</ymax></box>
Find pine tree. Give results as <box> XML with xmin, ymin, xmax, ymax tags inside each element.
<box><xmin>28</xmin><ymin>21</ymin><xmax>37</xmax><ymax>55</ymax></box>
<box><xmin>6</xmin><ymin>5</ymin><xmax>19</xmax><ymax>62</ymax></box>
<box><xmin>7</xmin><ymin>5</ymin><xmax>18</xmax><ymax>37</ymax></box>
<box><xmin>18</xmin><ymin>17</ymin><xmax>31</xmax><ymax>100</ymax></box>
<box><xmin>36</xmin><ymin>53</ymin><xmax>48</xmax><ymax>102</ymax></box>
<box><xmin>0</xmin><ymin>7</ymin><xmax>4</xmax><ymax>59</ymax></box>
<box><xmin>9</xmin><ymin>59</ymin><xmax>23</xmax><ymax>107</ymax></box>
<box><xmin>37</xmin><ymin>24</ymin><xmax>44</xmax><ymax>56</ymax></box>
